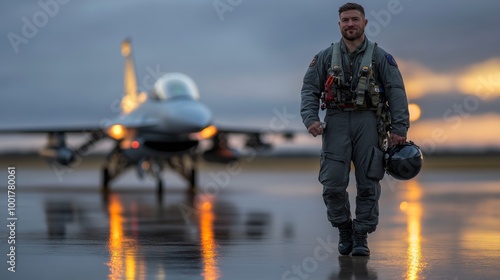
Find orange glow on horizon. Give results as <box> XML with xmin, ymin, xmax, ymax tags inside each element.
<box><xmin>398</xmin><ymin>57</ymin><xmax>500</xmax><ymax>99</ymax></box>
<box><xmin>408</xmin><ymin>113</ymin><xmax>500</xmax><ymax>148</ymax></box>
<box><xmin>199</xmin><ymin>196</ymin><xmax>220</xmax><ymax>280</ymax></box>
<box><xmin>398</xmin><ymin>59</ymin><xmax>454</xmax><ymax>98</ymax></box>
<box><xmin>457</xmin><ymin>58</ymin><xmax>500</xmax><ymax>98</ymax></box>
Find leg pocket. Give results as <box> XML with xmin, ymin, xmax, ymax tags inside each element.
<box><xmin>366</xmin><ymin>146</ymin><xmax>385</xmax><ymax>180</ymax></box>
<box><xmin>319</xmin><ymin>152</ymin><xmax>348</xmax><ymax>186</ymax></box>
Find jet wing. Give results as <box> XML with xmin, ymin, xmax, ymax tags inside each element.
<box><xmin>216</xmin><ymin>125</ymin><xmax>300</xmax><ymax>138</ymax></box>
<box><xmin>215</xmin><ymin>124</ymin><xmax>304</xmax><ymax>150</ymax></box>
<box><xmin>0</xmin><ymin>118</ymin><xmax>160</xmax><ymax>134</ymax></box>
<box><xmin>0</xmin><ymin>124</ymin><xmax>103</xmax><ymax>134</ymax></box>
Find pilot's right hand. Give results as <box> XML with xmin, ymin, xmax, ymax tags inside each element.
<box><xmin>307</xmin><ymin>121</ymin><xmax>324</xmax><ymax>137</ymax></box>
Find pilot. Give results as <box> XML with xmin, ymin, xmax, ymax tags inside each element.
<box><xmin>300</xmin><ymin>2</ymin><xmax>409</xmax><ymax>256</ymax></box>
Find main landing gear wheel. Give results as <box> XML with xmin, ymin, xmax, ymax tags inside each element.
<box><xmin>102</xmin><ymin>167</ymin><xmax>110</xmax><ymax>193</ymax></box>
<box><xmin>189</xmin><ymin>167</ymin><xmax>196</xmax><ymax>192</ymax></box>
<box><xmin>157</xmin><ymin>178</ymin><xmax>163</xmax><ymax>196</ymax></box>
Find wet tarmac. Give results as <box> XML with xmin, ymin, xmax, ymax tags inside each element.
<box><xmin>1</xmin><ymin>157</ymin><xmax>499</xmax><ymax>279</ymax></box>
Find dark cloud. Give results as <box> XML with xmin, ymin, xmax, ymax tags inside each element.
<box><xmin>413</xmin><ymin>93</ymin><xmax>500</xmax><ymax>121</ymax></box>
<box><xmin>1</xmin><ymin>0</ymin><xmax>500</xmax><ymax>131</ymax></box>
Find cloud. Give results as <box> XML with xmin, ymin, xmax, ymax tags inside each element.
<box><xmin>411</xmin><ymin>93</ymin><xmax>500</xmax><ymax>121</ymax></box>
<box><xmin>457</xmin><ymin>58</ymin><xmax>500</xmax><ymax>99</ymax></box>
<box><xmin>398</xmin><ymin>59</ymin><xmax>456</xmax><ymax>98</ymax></box>
<box><xmin>399</xmin><ymin>58</ymin><xmax>500</xmax><ymax>99</ymax></box>
<box><xmin>408</xmin><ymin>113</ymin><xmax>500</xmax><ymax>149</ymax></box>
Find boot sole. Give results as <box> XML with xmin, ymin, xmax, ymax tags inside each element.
<box><xmin>352</xmin><ymin>247</ymin><xmax>370</xmax><ymax>257</ymax></box>
<box><xmin>339</xmin><ymin>248</ymin><xmax>352</xmax><ymax>256</ymax></box>
<box><xmin>351</xmin><ymin>249</ymin><xmax>370</xmax><ymax>256</ymax></box>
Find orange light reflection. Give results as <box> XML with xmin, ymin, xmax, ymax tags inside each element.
<box><xmin>401</xmin><ymin>181</ymin><xmax>426</xmax><ymax>280</ymax></box>
<box><xmin>199</xmin><ymin>196</ymin><xmax>220</xmax><ymax>280</ymax></box>
<box><xmin>460</xmin><ymin>200</ymin><xmax>500</xmax><ymax>258</ymax></box>
<box><xmin>107</xmin><ymin>195</ymin><xmax>145</xmax><ymax>280</ymax></box>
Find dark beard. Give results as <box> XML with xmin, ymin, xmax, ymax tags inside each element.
<box><xmin>342</xmin><ymin>29</ymin><xmax>363</xmax><ymax>41</ymax></box>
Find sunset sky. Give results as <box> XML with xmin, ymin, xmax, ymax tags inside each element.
<box><xmin>1</xmin><ymin>0</ymin><xmax>499</xmax><ymax>151</ymax></box>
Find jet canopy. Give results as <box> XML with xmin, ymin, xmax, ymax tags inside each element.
<box><xmin>154</xmin><ymin>73</ymin><xmax>200</xmax><ymax>100</ymax></box>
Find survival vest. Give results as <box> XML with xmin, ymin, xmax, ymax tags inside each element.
<box><xmin>320</xmin><ymin>41</ymin><xmax>383</xmax><ymax>111</ymax></box>
<box><xmin>320</xmin><ymin>40</ymin><xmax>392</xmax><ymax>149</ymax></box>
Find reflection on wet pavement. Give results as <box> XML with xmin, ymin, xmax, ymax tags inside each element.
<box><xmin>400</xmin><ymin>181</ymin><xmax>425</xmax><ymax>280</ymax></box>
<box><xmin>1</xmin><ymin>165</ymin><xmax>500</xmax><ymax>279</ymax></box>
<box><xmin>330</xmin><ymin>256</ymin><xmax>377</xmax><ymax>279</ymax></box>
<box><xmin>198</xmin><ymin>196</ymin><xmax>220</xmax><ymax>280</ymax></box>
<box><xmin>107</xmin><ymin>194</ymin><xmax>144</xmax><ymax>280</ymax></box>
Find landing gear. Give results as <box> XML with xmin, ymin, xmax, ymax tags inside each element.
<box><xmin>157</xmin><ymin>178</ymin><xmax>163</xmax><ymax>196</ymax></box>
<box><xmin>168</xmin><ymin>152</ymin><xmax>198</xmax><ymax>191</ymax></box>
<box><xmin>102</xmin><ymin>167</ymin><xmax>110</xmax><ymax>193</ymax></box>
<box><xmin>101</xmin><ymin>145</ymin><xmax>198</xmax><ymax>194</ymax></box>
<box><xmin>189</xmin><ymin>167</ymin><xmax>197</xmax><ymax>192</ymax></box>
<box><xmin>101</xmin><ymin>145</ymin><xmax>131</xmax><ymax>193</ymax></box>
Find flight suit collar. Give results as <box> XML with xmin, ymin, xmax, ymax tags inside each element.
<box><xmin>339</xmin><ymin>37</ymin><xmax>368</xmax><ymax>56</ymax></box>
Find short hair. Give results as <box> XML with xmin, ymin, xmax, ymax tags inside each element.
<box><xmin>338</xmin><ymin>2</ymin><xmax>365</xmax><ymax>17</ymax></box>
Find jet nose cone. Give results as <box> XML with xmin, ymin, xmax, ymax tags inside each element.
<box><xmin>163</xmin><ymin>99</ymin><xmax>213</xmax><ymax>133</ymax></box>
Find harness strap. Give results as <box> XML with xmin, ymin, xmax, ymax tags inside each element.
<box><xmin>322</xmin><ymin>40</ymin><xmax>379</xmax><ymax>111</ymax></box>
<box><xmin>330</xmin><ymin>42</ymin><xmax>344</xmax><ymax>84</ymax></box>
<box><xmin>360</xmin><ymin>41</ymin><xmax>376</xmax><ymax>72</ymax></box>
<box><xmin>354</xmin><ymin>41</ymin><xmax>376</xmax><ymax>106</ymax></box>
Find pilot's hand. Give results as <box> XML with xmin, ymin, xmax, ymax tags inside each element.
<box><xmin>307</xmin><ymin>121</ymin><xmax>324</xmax><ymax>137</ymax></box>
<box><xmin>390</xmin><ymin>132</ymin><xmax>406</xmax><ymax>146</ymax></box>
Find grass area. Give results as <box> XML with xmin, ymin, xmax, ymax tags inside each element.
<box><xmin>2</xmin><ymin>153</ymin><xmax>499</xmax><ymax>171</ymax></box>
<box><xmin>422</xmin><ymin>155</ymin><xmax>500</xmax><ymax>170</ymax></box>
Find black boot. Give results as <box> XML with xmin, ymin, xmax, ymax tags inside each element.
<box><xmin>338</xmin><ymin>220</ymin><xmax>353</xmax><ymax>255</ymax></box>
<box><xmin>352</xmin><ymin>230</ymin><xmax>370</xmax><ymax>256</ymax></box>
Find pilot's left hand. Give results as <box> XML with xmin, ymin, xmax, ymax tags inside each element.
<box><xmin>307</xmin><ymin>121</ymin><xmax>324</xmax><ymax>137</ymax></box>
<box><xmin>390</xmin><ymin>132</ymin><xmax>406</xmax><ymax>146</ymax></box>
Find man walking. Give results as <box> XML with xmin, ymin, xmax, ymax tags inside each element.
<box><xmin>300</xmin><ymin>2</ymin><xmax>410</xmax><ymax>256</ymax></box>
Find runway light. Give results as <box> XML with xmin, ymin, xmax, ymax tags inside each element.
<box><xmin>191</xmin><ymin>125</ymin><xmax>218</xmax><ymax>140</ymax></box>
<box><xmin>200</xmin><ymin>125</ymin><xmax>218</xmax><ymax>139</ymax></box>
<box><xmin>202</xmin><ymin>201</ymin><xmax>212</xmax><ymax>211</ymax></box>
<box><xmin>131</xmin><ymin>141</ymin><xmax>140</xmax><ymax>149</ymax></box>
<box><xmin>409</xmin><ymin>103</ymin><xmax>422</xmax><ymax>122</ymax></box>
<box><xmin>400</xmin><ymin>201</ymin><xmax>409</xmax><ymax>211</ymax></box>
<box><xmin>108</xmin><ymin>124</ymin><xmax>126</xmax><ymax>140</ymax></box>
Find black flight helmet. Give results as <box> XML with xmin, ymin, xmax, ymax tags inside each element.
<box><xmin>384</xmin><ymin>141</ymin><xmax>423</xmax><ymax>180</ymax></box>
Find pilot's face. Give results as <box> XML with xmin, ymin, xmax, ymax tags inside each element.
<box><xmin>339</xmin><ymin>10</ymin><xmax>367</xmax><ymax>41</ymax></box>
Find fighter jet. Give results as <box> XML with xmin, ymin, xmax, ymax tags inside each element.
<box><xmin>0</xmin><ymin>39</ymin><xmax>295</xmax><ymax>194</ymax></box>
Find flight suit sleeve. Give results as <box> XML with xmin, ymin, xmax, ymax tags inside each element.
<box><xmin>300</xmin><ymin>48</ymin><xmax>329</xmax><ymax>129</ymax></box>
<box><xmin>374</xmin><ymin>47</ymin><xmax>410</xmax><ymax>137</ymax></box>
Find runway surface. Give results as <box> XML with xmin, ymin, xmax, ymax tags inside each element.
<box><xmin>0</xmin><ymin>156</ymin><xmax>499</xmax><ymax>279</ymax></box>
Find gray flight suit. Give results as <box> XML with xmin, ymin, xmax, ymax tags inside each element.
<box><xmin>300</xmin><ymin>38</ymin><xmax>409</xmax><ymax>234</ymax></box>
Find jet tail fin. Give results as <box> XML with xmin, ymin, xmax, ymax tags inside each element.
<box><xmin>120</xmin><ymin>39</ymin><xmax>145</xmax><ymax>113</ymax></box>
